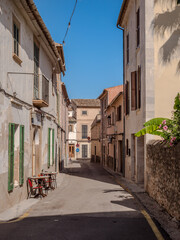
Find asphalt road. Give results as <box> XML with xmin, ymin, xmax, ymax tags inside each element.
<box><xmin>0</xmin><ymin>160</ymin><xmax>163</xmax><ymax>240</ymax></box>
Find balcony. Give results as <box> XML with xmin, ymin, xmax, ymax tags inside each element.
<box><xmin>33</xmin><ymin>74</ymin><xmax>49</xmax><ymax>108</ymax></box>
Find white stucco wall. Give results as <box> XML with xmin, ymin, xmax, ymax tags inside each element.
<box><xmin>0</xmin><ymin>0</ymin><xmax>59</xmax><ymax>213</ymax></box>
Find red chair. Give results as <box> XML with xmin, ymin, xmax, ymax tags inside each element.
<box><xmin>27</xmin><ymin>178</ymin><xmax>43</xmax><ymax>198</ymax></box>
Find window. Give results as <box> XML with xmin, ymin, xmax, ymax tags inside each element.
<box><xmin>69</xmin><ymin>124</ymin><xmax>74</xmax><ymax>132</ymax></box>
<box><xmin>8</xmin><ymin>124</ymin><xmax>24</xmax><ymax>192</ymax></box>
<box><xmin>136</xmin><ymin>8</ymin><xmax>140</xmax><ymax>47</ymax></box>
<box><xmin>82</xmin><ymin>145</ymin><xmax>88</xmax><ymax>158</ymax></box>
<box><xmin>127</xmin><ymin>34</ymin><xmax>129</xmax><ymax>64</ymax></box>
<box><xmin>108</xmin><ymin>115</ymin><xmax>111</xmax><ymax>126</ymax></box>
<box><xmin>131</xmin><ymin>71</ymin><xmax>137</xmax><ymax>110</ymax></box>
<box><xmin>111</xmin><ymin>112</ymin><xmax>115</xmax><ymax>125</ymax></box>
<box><xmin>48</xmin><ymin>128</ymin><xmax>54</xmax><ymax>168</ymax></box>
<box><xmin>82</xmin><ymin>125</ymin><xmax>88</xmax><ymax>139</ymax></box>
<box><xmin>117</xmin><ymin>105</ymin><xmax>122</xmax><ymax>121</ymax></box>
<box><xmin>34</xmin><ymin>42</ymin><xmax>39</xmax><ymax>99</ymax></box>
<box><xmin>131</xmin><ymin>68</ymin><xmax>141</xmax><ymax>111</ymax></box>
<box><xmin>13</xmin><ymin>21</ymin><xmax>19</xmax><ymax>56</ymax></box>
<box><xmin>126</xmin><ymin>139</ymin><xmax>129</xmax><ymax>155</ymax></box>
<box><xmin>137</xmin><ymin>66</ymin><xmax>141</xmax><ymax>109</ymax></box>
<box><xmin>125</xmin><ymin>81</ymin><xmax>130</xmax><ymax>115</ymax></box>
<box><xmin>82</xmin><ymin>111</ymin><xmax>87</xmax><ymax>115</ymax></box>
<box><xmin>178</xmin><ymin>0</ymin><xmax>180</xmax><ymax>4</ymax></box>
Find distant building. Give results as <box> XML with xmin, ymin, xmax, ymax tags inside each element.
<box><xmin>68</xmin><ymin>102</ymin><xmax>77</xmax><ymax>160</ymax></box>
<box><xmin>71</xmin><ymin>99</ymin><xmax>100</xmax><ymax>160</ymax></box>
<box><xmin>98</xmin><ymin>85</ymin><xmax>123</xmax><ymax>168</ymax></box>
<box><xmin>60</xmin><ymin>83</ymin><xmax>70</xmax><ymax>168</ymax></box>
<box><xmin>106</xmin><ymin>90</ymin><xmax>124</xmax><ymax>173</ymax></box>
<box><xmin>91</xmin><ymin>114</ymin><xmax>101</xmax><ymax>163</ymax></box>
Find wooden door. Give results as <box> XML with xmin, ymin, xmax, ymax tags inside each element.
<box><xmin>69</xmin><ymin>144</ymin><xmax>75</xmax><ymax>158</ymax></box>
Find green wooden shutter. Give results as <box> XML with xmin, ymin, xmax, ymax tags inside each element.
<box><xmin>48</xmin><ymin>128</ymin><xmax>51</xmax><ymax>168</ymax></box>
<box><xmin>19</xmin><ymin>125</ymin><xmax>24</xmax><ymax>185</ymax></box>
<box><xmin>52</xmin><ymin>129</ymin><xmax>54</xmax><ymax>165</ymax></box>
<box><xmin>8</xmin><ymin>123</ymin><xmax>15</xmax><ymax>192</ymax></box>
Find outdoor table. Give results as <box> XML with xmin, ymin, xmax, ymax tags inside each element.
<box><xmin>41</xmin><ymin>172</ymin><xmax>57</xmax><ymax>189</ymax></box>
<box><xmin>30</xmin><ymin>176</ymin><xmax>50</xmax><ymax>197</ymax></box>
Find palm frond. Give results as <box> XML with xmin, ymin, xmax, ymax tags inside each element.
<box><xmin>144</xmin><ymin>118</ymin><xmax>171</xmax><ymax>127</ymax></box>
<box><xmin>135</xmin><ymin>125</ymin><xmax>159</xmax><ymax>137</ymax></box>
<box><xmin>153</xmin><ymin>6</ymin><xmax>180</xmax><ymax>36</ymax></box>
<box><xmin>159</xmin><ymin>29</ymin><xmax>180</xmax><ymax>63</ymax></box>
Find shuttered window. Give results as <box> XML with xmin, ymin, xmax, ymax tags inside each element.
<box><xmin>8</xmin><ymin>123</ymin><xmax>15</xmax><ymax>192</ymax></box>
<box><xmin>125</xmin><ymin>81</ymin><xmax>130</xmax><ymax>115</ymax></box>
<box><xmin>111</xmin><ymin>112</ymin><xmax>115</xmax><ymax>125</ymax></box>
<box><xmin>34</xmin><ymin>42</ymin><xmax>39</xmax><ymax>99</ymax></box>
<box><xmin>127</xmin><ymin>34</ymin><xmax>129</xmax><ymax>64</ymax></box>
<box><xmin>19</xmin><ymin>125</ymin><xmax>24</xmax><ymax>186</ymax></box>
<box><xmin>117</xmin><ymin>105</ymin><xmax>122</xmax><ymax>121</ymax></box>
<box><xmin>52</xmin><ymin>129</ymin><xmax>54</xmax><ymax>165</ymax></box>
<box><xmin>136</xmin><ymin>8</ymin><xmax>140</xmax><ymax>47</ymax></box>
<box><xmin>48</xmin><ymin>128</ymin><xmax>51</xmax><ymax>168</ymax></box>
<box><xmin>13</xmin><ymin>23</ymin><xmax>19</xmax><ymax>56</ymax></box>
<box><xmin>131</xmin><ymin>71</ymin><xmax>137</xmax><ymax>110</ymax></box>
<box><xmin>82</xmin><ymin>145</ymin><xmax>88</xmax><ymax>158</ymax></box>
<box><xmin>82</xmin><ymin>125</ymin><xmax>88</xmax><ymax>139</ymax></box>
<box><xmin>137</xmin><ymin>66</ymin><xmax>141</xmax><ymax>109</ymax></box>
<box><xmin>126</xmin><ymin>139</ymin><xmax>129</xmax><ymax>156</ymax></box>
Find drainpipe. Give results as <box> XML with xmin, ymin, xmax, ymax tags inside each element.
<box><xmin>116</xmin><ymin>24</ymin><xmax>125</xmax><ymax>177</ymax></box>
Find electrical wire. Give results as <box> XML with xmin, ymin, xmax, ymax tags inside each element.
<box><xmin>62</xmin><ymin>0</ymin><xmax>78</xmax><ymax>45</ymax></box>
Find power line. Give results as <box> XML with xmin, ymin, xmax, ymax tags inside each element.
<box><xmin>62</xmin><ymin>0</ymin><xmax>78</xmax><ymax>45</ymax></box>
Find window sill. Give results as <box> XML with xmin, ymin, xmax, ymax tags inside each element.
<box><xmin>13</xmin><ymin>53</ymin><xmax>22</xmax><ymax>65</ymax></box>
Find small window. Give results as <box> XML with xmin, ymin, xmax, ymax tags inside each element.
<box><xmin>82</xmin><ymin>111</ymin><xmax>87</xmax><ymax>115</ymax></box>
<box><xmin>82</xmin><ymin>125</ymin><xmax>88</xmax><ymax>139</ymax></box>
<box><xmin>111</xmin><ymin>112</ymin><xmax>115</xmax><ymax>125</ymax></box>
<box><xmin>13</xmin><ymin>21</ymin><xmax>20</xmax><ymax>56</ymax></box>
<box><xmin>136</xmin><ymin>8</ymin><xmax>140</xmax><ymax>47</ymax></box>
<box><xmin>117</xmin><ymin>105</ymin><xmax>122</xmax><ymax>121</ymax></box>
<box><xmin>126</xmin><ymin>139</ymin><xmax>129</xmax><ymax>155</ymax></box>
<box><xmin>108</xmin><ymin>115</ymin><xmax>111</xmax><ymax>126</ymax></box>
<box><xmin>125</xmin><ymin>81</ymin><xmax>130</xmax><ymax>115</ymax></box>
<box><xmin>82</xmin><ymin>145</ymin><xmax>88</xmax><ymax>158</ymax></box>
<box><xmin>69</xmin><ymin>124</ymin><xmax>73</xmax><ymax>132</ymax></box>
<box><xmin>127</xmin><ymin>34</ymin><xmax>129</xmax><ymax>64</ymax></box>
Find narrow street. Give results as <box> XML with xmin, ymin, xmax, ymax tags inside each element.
<box><xmin>0</xmin><ymin>160</ymin><xmax>166</xmax><ymax>240</ymax></box>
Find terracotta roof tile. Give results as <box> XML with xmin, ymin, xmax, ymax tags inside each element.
<box><xmin>71</xmin><ymin>99</ymin><xmax>100</xmax><ymax>107</ymax></box>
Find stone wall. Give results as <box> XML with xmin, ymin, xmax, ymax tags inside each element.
<box><xmin>146</xmin><ymin>141</ymin><xmax>180</xmax><ymax>220</ymax></box>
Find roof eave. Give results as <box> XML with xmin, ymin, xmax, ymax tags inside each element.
<box><xmin>117</xmin><ymin>0</ymin><xmax>129</xmax><ymax>28</ymax></box>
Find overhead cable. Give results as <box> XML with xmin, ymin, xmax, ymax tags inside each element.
<box><xmin>62</xmin><ymin>0</ymin><xmax>78</xmax><ymax>45</ymax></box>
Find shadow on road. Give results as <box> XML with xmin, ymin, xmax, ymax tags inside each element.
<box><xmin>64</xmin><ymin>160</ymin><xmax>119</xmax><ymax>186</ymax></box>
<box><xmin>0</xmin><ymin>211</ymin><xmax>159</xmax><ymax>240</ymax></box>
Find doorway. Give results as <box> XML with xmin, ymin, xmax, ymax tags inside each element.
<box><xmin>32</xmin><ymin>127</ymin><xmax>40</xmax><ymax>176</ymax></box>
<box><xmin>114</xmin><ymin>143</ymin><xmax>116</xmax><ymax>171</ymax></box>
<box><xmin>69</xmin><ymin>144</ymin><xmax>75</xmax><ymax>158</ymax></box>
<box><xmin>118</xmin><ymin>140</ymin><xmax>123</xmax><ymax>173</ymax></box>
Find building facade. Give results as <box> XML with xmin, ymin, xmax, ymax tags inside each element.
<box><xmin>117</xmin><ymin>0</ymin><xmax>180</xmax><ymax>187</ymax></box>
<box><xmin>0</xmin><ymin>0</ymin><xmax>67</xmax><ymax>213</ymax></box>
<box><xmin>91</xmin><ymin>114</ymin><xmax>101</xmax><ymax>163</ymax></box>
<box><xmin>106</xmin><ymin>91</ymin><xmax>124</xmax><ymax>173</ymax></box>
<box><xmin>98</xmin><ymin>85</ymin><xmax>123</xmax><ymax>168</ymax></box>
<box><xmin>71</xmin><ymin>99</ymin><xmax>100</xmax><ymax>160</ymax></box>
<box><xmin>68</xmin><ymin>103</ymin><xmax>77</xmax><ymax>160</ymax></box>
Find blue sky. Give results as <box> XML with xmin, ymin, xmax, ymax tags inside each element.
<box><xmin>34</xmin><ymin>0</ymin><xmax>123</xmax><ymax>99</ymax></box>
